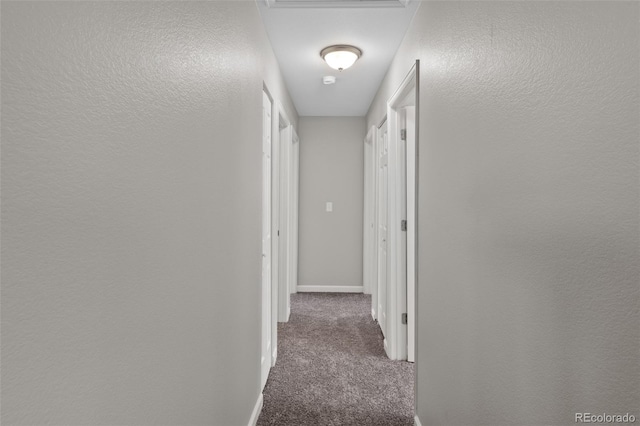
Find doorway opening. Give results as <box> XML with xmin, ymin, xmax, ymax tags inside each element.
<box><xmin>364</xmin><ymin>61</ymin><xmax>418</xmax><ymax>362</ymax></box>
<box><xmin>262</xmin><ymin>85</ymin><xmax>301</xmax><ymax>385</ymax></box>
<box><xmin>277</xmin><ymin>113</ymin><xmax>299</xmax><ymax>323</ymax></box>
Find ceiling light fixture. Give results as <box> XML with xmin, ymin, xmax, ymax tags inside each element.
<box><xmin>320</xmin><ymin>45</ymin><xmax>362</xmax><ymax>71</ymax></box>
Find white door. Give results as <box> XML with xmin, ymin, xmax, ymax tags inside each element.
<box><xmin>404</xmin><ymin>106</ymin><xmax>416</xmax><ymax>363</ymax></box>
<box><xmin>396</xmin><ymin>108</ymin><xmax>409</xmax><ymax>362</ymax></box>
<box><xmin>290</xmin><ymin>130</ymin><xmax>300</xmax><ymax>295</ymax></box>
<box><xmin>261</xmin><ymin>91</ymin><xmax>272</xmax><ymax>389</ymax></box>
<box><xmin>279</xmin><ymin>125</ymin><xmax>292</xmax><ymax>322</ymax></box>
<box><xmin>377</xmin><ymin>120</ymin><xmax>389</xmax><ymax>339</ymax></box>
<box><xmin>364</xmin><ymin>138</ymin><xmax>371</xmax><ymax>297</ymax></box>
<box><xmin>364</xmin><ymin>127</ymin><xmax>377</xmax><ymax>317</ymax></box>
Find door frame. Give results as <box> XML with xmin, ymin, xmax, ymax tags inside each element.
<box><xmin>270</xmin><ymin>102</ymin><xmax>292</xmax><ymax>368</ymax></box>
<box><xmin>385</xmin><ymin>61</ymin><xmax>418</xmax><ymax>361</ymax></box>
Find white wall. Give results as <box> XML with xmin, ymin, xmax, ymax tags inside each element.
<box><xmin>298</xmin><ymin>117</ymin><xmax>365</xmax><ymax>291</ymax></box>
<box><xmin>1</xmin><ymin>2</ymin><xmax>297</xmax><ymax>425</ymax></box>
<box><xmin>367</xmin><ymin>2</ymin><xmax>639</xmax><ymax>425</ymax></box>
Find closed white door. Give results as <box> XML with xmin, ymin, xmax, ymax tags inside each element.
<box><xmin>377</xmin><ymin>120</ymin><xmax>389</xmax><ymax>338</ymax></box>
<box><xmin>261</xmin><ymin>91</ymin><xmax>272</xmax><ymax>390</ymax></box>
<box><xmin>364</xmin><ymin>127</ymin><xmax>377</xmax><ymax>318</ymax></box>
<box><xmin>290</xmin><ymin>130</ymin><xmax>299</xmax><ymax>295</ymax></box>
<box><xmin>279</xmin><ymin>125</ymin><xmax>292</xmax><ymax>321</ymax></box>
<box><xmin>364</xmin><ymin>138</ymin><xmax>371</xmax><ymax>298</ymax></box>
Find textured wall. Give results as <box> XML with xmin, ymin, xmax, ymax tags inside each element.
<box><xmin>298</xmin><ymin>117</ymin><xmax>365</xmax><ymax>290</ymax></box>
<box><xmin>367</xmin><ymin>2</ymin><xmax>639</xmax><ymax>425</ymax></box>
<box><xmin>1</xmin><ymin>2</ymin><xmax>296</xmax><ymax>425</ymax></box>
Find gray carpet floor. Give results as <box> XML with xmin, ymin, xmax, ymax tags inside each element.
<box><xmin>257</xmin><ymin>293</ymin><xmax>414</xmax><ymax>426</ymax></box>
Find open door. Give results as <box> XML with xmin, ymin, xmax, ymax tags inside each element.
<box><xmin>364</xmin><ymin>126</ymin><xmax>378</xmax><ymax>318</ymax></box>
<box><xmin>278</xmin><ymin>123</ymin><xmax>300</xmax><ymax>322</ymax></box>
<box><xmin>377</xmin><ymin>119</ymin><xmax>389</xmax><ymax>343</ymax></box>
<box><xmin>384</xmin><ymin>61</ymin><xmax>418</xmax><ymax>361</ymax></box>
<box><xmin>261</xmin><ymin>90</ymin><xmax>273</xmax><ymax>389</ymax></box>
<box><xmin>404</xmin><ymin>105</ymin><xmax>416</xmax><ymax>363</ymax></box>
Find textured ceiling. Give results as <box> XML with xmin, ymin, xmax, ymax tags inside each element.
<box><xmin>257</xmin><ymin>0</ymin><xmax>419</xmax><ymax>116</ymax></box>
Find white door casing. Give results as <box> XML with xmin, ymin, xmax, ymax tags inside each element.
<box><xmin>261</xmin><ymin>91</ymin><xmax>273</xmax><ymax>389</ymax></box>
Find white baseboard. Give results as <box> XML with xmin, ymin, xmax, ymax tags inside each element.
<box><xmin>414</xmin><ymin>415</ymin><xmax>422</xmax><ymax>426</ymax></box>
<box><xmin>296</xmin><ymin>285</ymin><xmax>364</xmax><ymax>293</ymax></box>
<box><xmin>248</xmin><ymin>393</ymin><xmax>263</xmax><ymax>426</ymax></box>
<box><xmin>271</xmin><ymin>347</ymin><xmax>277</xmax><ymax>367</ymax></box>
<box><xmin>383</xmin><ymin>338</ymin><xmax>391</xmax><ymax>358</ymax></box>
<box><xmin>371</xmin><ymin>308</ymin><xmax>376</xmax><ymax>321</ymax></box>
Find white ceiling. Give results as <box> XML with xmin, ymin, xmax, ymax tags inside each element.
<box><xmin>257</xmin><ymin>0</ymin><xmax>419</xmax><ymax>116</ymax></box>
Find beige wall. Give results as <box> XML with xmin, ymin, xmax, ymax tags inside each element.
<box><xmin>368</xmin><ymin>2</ymin><xmax>639</xmax><ymax>425</ymax></box>
<box><xmin>298</xmin><ymin>117</ymin><xmax>365</xmax><ymax>291</ymax></box>
<box><xmin>1</xmin><ymin>2</ymin><xmax>296</xmax><ymax>425</ymax></box>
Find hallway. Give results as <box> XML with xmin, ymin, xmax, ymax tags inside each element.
<box><xmin>2</xmin><ymin>1</ymin><xmax>638</xmax><ymax>425</ymax></box>
<box><xmin>258</xmin><ymin>294</ymin><xmax>414</xmax><ymax>426</ymax></box>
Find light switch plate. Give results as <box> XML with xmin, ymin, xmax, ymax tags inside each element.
<box><xmin>326</xmin><ymin>202</ymin><xmax>333</xmax><ymax>212</ymax></box>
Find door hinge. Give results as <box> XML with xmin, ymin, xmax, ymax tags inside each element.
<box><xmin>401</xmin><ymin>220</ymin><xmax>407</xmax><ymax>231</ymax></box>
<box><xmin>400</xmin><ymin>129</ymin><xmax>407</xmax><ymax>141</ymax></box>
<box><xmin>401</xmin><ymin>313</ymin><xmax>408</xmax><ymax>324</ymax></box>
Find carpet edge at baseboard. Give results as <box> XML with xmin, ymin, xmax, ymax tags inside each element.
<box><xmin>296</xmin><ymin>285</ymin><xmax>364</xmax><ymax>293</ymax></box>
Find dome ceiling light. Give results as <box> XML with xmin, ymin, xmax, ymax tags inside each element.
<box><xmin>320</xmin><ymin>45</ymin><xmax>362</xmax><ymax>71</ymax></box>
